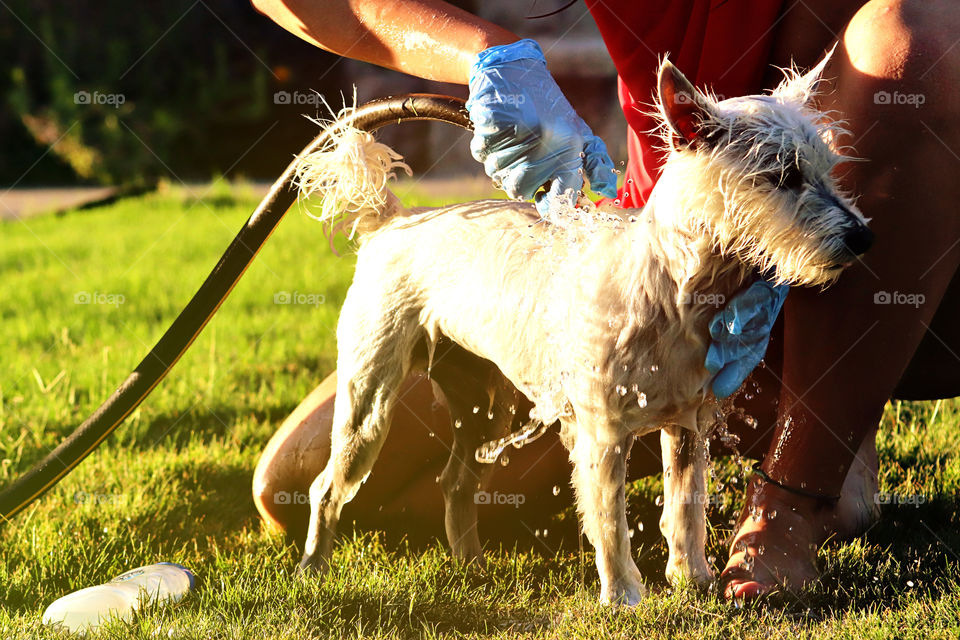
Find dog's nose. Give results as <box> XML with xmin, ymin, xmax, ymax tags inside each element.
<box><xmin>844</xmin><ymin>224</ymin><xmax>874</xmax><ymax>255</ymax></box>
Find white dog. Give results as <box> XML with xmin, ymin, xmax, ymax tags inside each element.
<box><xmin>293</xmin><ymin>55</ymin><xmax>870</xmax><ymax>605</ymax></box>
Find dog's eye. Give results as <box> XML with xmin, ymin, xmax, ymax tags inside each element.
<box><xmin>778</xmin><ymin>163</ymin><xmax>805</xmax><ymax>190</ymax></box>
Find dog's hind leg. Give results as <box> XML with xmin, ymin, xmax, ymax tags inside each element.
<box><xmin>299</xmin><ymin>290</ymin><xmax>419</xmax><ymax>572</ymax></box>
<box><xmin>659</xmin><ymin>415</ymin><xmax>714</xmax><ymax>587</ymax></box>
<box><xmin>565</xmin><ymin>422</ymin><xmax>646</xmax><ymax>605</ymax></box>
<box><xmin>431</xmin><ymin>342</ymin><xmax>521</xmax><ymax>560</ymax></box>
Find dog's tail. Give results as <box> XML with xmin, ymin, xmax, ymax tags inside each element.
<box><xmin>294</xmin><ymin>122</ymin><xmax>411</xmax><ymax>240</ymax></box>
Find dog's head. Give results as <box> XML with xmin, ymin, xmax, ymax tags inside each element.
<box><xmin>651</xmin><ymin>52</ymin><xmax>872</xmax><ymax>286</ymax></box>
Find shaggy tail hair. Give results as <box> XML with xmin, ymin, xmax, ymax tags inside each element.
<box><xmin>294</xmin><ymin>122</ymin><xmax>411</xmax><ymax>241</ymax></box>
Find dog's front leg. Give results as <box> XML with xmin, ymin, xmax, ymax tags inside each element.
<box><xmin>659</xmin><ymin>418</ymin><xmax>714</xmax><ymax>586</ymax></box>
<box><xmin>567</xmin><ymin>425</ymin><xmax>645</xmax><ymax>605</ymax></box>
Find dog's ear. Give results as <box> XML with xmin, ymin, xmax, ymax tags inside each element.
<box><xmin>773</xmin><ymin>44</ymin><xmax>835</xmax><ymax>106</ymax></box>
<box><xmin>658</xmin><ymin>59</ymin><xmax>716</xmax><ymax>148</ymax></box>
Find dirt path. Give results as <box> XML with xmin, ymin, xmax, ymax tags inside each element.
<box><xmin>0</xmin><ymin>187</ymin><xmax>119</xmax><ymax>220</ymax></box>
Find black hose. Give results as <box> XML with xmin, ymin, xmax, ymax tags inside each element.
<box><xmin>0</xmin><ymin>94</ymin><xmax>472</xmax><ymax>524</ymax></box>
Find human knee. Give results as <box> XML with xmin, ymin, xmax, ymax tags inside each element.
<box><xmin>252</xmin><ymin>464</ymin><xmax>309</xmax><ymax>535</ymax></box>
<box><xmin>844</xmin><ymin>0</ymin><xmax>960</xmax><ymax>84</ymax></box>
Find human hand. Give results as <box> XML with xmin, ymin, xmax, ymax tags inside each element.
<box><xmin>466</xmin><ymin>39</ymin><xmax>618</xmax><ymax>214</ymax></box>
<box><xmin>705</xmin><ymin>280</ymin><xmax>789</xmax><ymax>398</ymax></box>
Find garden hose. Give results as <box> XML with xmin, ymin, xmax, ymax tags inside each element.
<box><xmin>0</xmin><ymin>94</ymin><xmax>472</xmax><ymax>524</ymax></box>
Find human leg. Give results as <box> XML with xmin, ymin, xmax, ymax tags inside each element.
<box><xmin>723</xmin><ymin>0</ymin><xmax>960</xmax><ymax>599</ymax></box>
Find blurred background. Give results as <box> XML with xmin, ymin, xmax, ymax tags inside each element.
<box><xmin>0</xmin><ymin>0</ymin><xmax>625</xmax><ymax>208</ymax></box>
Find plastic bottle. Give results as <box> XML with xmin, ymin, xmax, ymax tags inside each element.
<box><xmin>42</xmin><ymin>562</ymin><xmax>195</xmax><ymax>632</ymax></box>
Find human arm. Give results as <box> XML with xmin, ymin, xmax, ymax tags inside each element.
<box><xmin>251</xmin><ymin>0</ymin><xmax>617</xmax><ymax>206</ymax></box>
<box><xmin>249</xmin><ymin>0</ymin><xmax>518</xmax><ymax>84</ymax></box>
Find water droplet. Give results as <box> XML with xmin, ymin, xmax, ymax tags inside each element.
<box><xmin>472</xmin><ymin>406</ymin><xmax>480</xmax><ymax>414</ymax></box>
<box><xmin>628</xmin><ymin>529</ymin><xmax>635</xmax><ymax>538</ymax></box>
<box><xmin>435</xmin><ymin>475</ymin><xmax>440</xmax><ymax>484</ymax></box>
<box><xmin>655</xmin><ymin>495</ymin><xmax>664</xmax><ymax>506</ymax></box>
<box><xmin>758</xmin><ymin>545</ymin><xmax>765</xmax><ymax>556</ymax></box>
<box><xmin>579</xmin><ymin>151</ymin><xmax>586</xmax><ymax>159</ymax></box>
<box><xmin>552</xmin><ymin>485</ymin><xmax>561</xmax><ymax>496</ymax></box>
<box><xmin>454</xmin><ymin>419</ymin><xmax>462</xmax><ymax>429</ymax></box>
<box><xmin>637</xmin><ymin>521</ymin><xmax>644</xmax><ymax>532</ymax></box>
<box><xmin>616</xmin><ymin>385</ymin><xmax>628</xmax><ymax>396</ymax></box>
<box><xmin>428</xmin><ymin>431</ymin><xmax>435</xmax><ymax>438</ymax></box>
<box><xmin>500</xmin><ymin>455</ymin><xmax>510</xmax><ymax>466</ymax></box>
<box><xmin>766</xmin><ymin>509</ymin><xmax>778</xmax><ymax>520</ymax></box>
<box><xmin>649</xmin><ymin>365</ymin><xmax>659</xmax><ymax>373</ymax></box>
<box><xmin>487</xmin><ymin>410</ymin><xmax>494</xmax><ymax>420</ymax></box>
<box><xmin>637</xmin><ymin>392</ymin><xmax>648</xmax><ymax>408</ymax></box>
<box><xmin>542</xmin><ymin>528</ymin><xmax>548</xmax><ymax>537</ymax></box>
<box><xmin>907</xmin><ymin>580</ymin><xmax>915</xmax><ymax>587</ymax></box>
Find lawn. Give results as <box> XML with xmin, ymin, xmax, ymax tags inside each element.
<box><xmin>1</xmin><ymin>182</ymin><xmax>959</xmax><ymax>638</ymax></box>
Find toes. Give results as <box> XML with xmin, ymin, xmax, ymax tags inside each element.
<box><xmin>724</xmin><ymin>578</ymin><xmax>775</xmax><ymax>601</ymax></box>
<box><xmin>719</xmin><ymin>549</ymin><xmax>778</xmax><ymax>601</ymax></box>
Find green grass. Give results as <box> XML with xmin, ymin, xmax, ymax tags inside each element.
<box><xmin>2</xmin><ymin>183</ymin><xmax>959</xmax><ymax>638</ymax></box>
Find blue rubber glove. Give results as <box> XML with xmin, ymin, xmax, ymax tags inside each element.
<box><xmin>705</xmin><ymin>280</ymin><xmax>789</xmax><ymax>398</ymax></box>
<box><xmin>466</xmin><ymin>39</ymin><xmax>618</xmax><ymax>214</ymax></box>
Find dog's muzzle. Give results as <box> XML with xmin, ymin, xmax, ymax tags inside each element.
<box><xmin>843</xmin><ymin>222</ymin><xmax>874</xmax><ymax>257</ymax></box>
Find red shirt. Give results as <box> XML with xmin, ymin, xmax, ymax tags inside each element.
<box><xmin>585</xmin><ymin>0</ymin><xmax>785</xmax><ymax>206</ymax></box>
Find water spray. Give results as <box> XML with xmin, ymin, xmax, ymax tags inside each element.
<box><xmin>0</xmin><ymin>94</ymin><xmax>471</xmax><ymax>524</ymax></box>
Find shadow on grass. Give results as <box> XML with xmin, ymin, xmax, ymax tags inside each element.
<box><xmin>304</xmin><ymin>588</ymin><xmax>554</xmax><ymax>636</ymax></box>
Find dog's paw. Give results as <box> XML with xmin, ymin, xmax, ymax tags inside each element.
<box><xmin>297</xmin><ymin>551</ymin><xmax>330</xmax><ymax>575</ymax></box>
<box><xmin>665</xmin><ymin>556</ymin><xmax>715</xmax><ymax>590</ymax></box>
<box><xmin>450</xmin><ymin>548</ymin><xmax>487</xmax><ymax>568</ymax></box>
<box><xmin>599</xmin><ymin>580</ymin><xmax>647</xmax><ymax>607</ymax></box>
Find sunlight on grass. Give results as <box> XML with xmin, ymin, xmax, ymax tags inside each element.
<box><xmin>1</xmin><ymin>186</ymin><xmax>958</xmax><ymax>638</ymax></box>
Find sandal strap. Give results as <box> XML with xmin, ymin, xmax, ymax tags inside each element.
<box><xmin>752</xmin><ymin>463</ymin><xmax>841</xmax><ymax>503</ymax></box>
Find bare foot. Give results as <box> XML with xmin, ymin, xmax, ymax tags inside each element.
<box><xmin>722</xmin><ymin>429</ymin><xmax>881</xmax><ymax>600</ymax></box>
<box><xmin>720</xmin><ymin>477</ymin><xmax>830</xmax><ymax>600</ymax></box>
